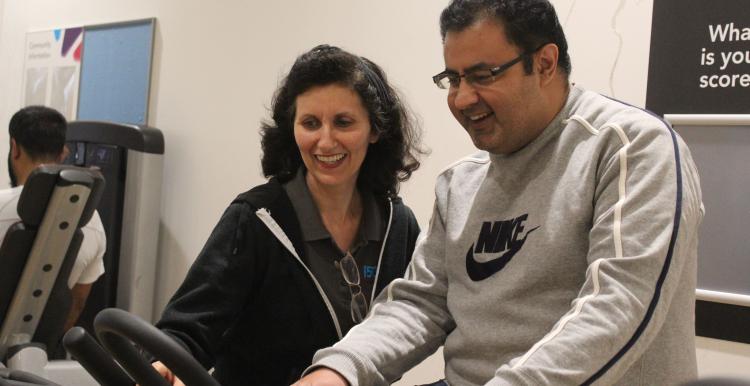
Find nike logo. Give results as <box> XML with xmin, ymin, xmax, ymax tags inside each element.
<box><xmin>465</xmin><ymin>214</ymin><xmax>539</xmax><ymax>281</ymax></box>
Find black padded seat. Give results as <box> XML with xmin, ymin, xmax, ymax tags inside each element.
<box><xmin>0</xmin><ymin>165</ymin><xmax>104</xmax><ymax>361</ymax></box>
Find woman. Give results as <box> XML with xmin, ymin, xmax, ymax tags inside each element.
<box><xmin>152</xmin><ymin>45</ymin><xmax>424</xmax><ymax>385</ymax></box>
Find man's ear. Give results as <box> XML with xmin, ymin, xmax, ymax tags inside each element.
<box><xmin>536</xmin><ymin>43</ymin><xmax>559</xmax><ymax>86</ymax></box>
<box><xmin>10</xmin><ymin>138</ymin><xmax>21</xmax><ymax>160</ymax></box>
<box><xmin>58</xmin><ymin>145</ymin><xmax>70</xmax><ymax>163</ymax></box>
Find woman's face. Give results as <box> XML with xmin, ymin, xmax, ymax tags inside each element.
<box><xmin>294</xmin><ymin>83</ymin><xmax>377</xmax><ymax>192</ymax></box>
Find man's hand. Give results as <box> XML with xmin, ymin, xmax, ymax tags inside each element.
<box><xmin>292</xmin><ymin>367</ymin><xmax>349</xmax><ymax>386</ymax></box>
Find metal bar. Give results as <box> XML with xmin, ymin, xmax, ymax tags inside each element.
<box><xmin>696</xmin><ymin>289</ymin><xmax>750</xmax><ymax>307</ymax></box>
<box><xmin>664</xmin><ymin>114</ymin><xmax>750</xmax><ymax>126</ymax></box>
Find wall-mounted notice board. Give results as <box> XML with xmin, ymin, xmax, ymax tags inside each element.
<box><xmin>77</xmin><ymin>19</ymin><xmax>155</xmax><ymax>125</ymax></box>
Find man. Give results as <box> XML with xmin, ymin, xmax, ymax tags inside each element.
<box><xmin>296</xmin><ymin>0</ymin><xmax>704</xmax><ymax>385</ymax></box>
<box><xmin>0</xmin><ymin>105</ymin><xmax>106</xmax><ymax>333</ymax></box>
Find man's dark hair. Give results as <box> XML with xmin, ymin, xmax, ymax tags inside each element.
<box><xmin>260</xmin><ymin>44</ymin><xmax>425</xmax><ymax>197</ymax></box>
<box><xmin>9</xmin><ymin>105</ymin><xmax>67</xmax><ymax>161</ymax></box>
<box><xmin>440</xmin><ymin>0</ymin><xmax>571</xmax><ymax>75</ymax></box>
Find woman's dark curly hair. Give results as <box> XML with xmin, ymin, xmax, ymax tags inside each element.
<box><xmin>260</xmin><ymin>44</ymin><xmax>425</xmax><ymax>198</ymax></box>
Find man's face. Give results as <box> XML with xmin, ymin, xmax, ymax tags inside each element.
<box><xmin>444</xmin><ymin>18</ymin><xmax>545</xmax><ymax>155</ymax></box>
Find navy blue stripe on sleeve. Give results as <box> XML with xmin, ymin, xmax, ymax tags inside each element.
<box><xmin>583</xmin><ymin>100</ymin><xmax>684</xmax><ymax>385</ymax></box>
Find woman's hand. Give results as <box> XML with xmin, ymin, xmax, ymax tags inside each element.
<box><xmin>143</xmin><ymin>361</ymin><xmax>186</xmax><ymax>386</ymax></box>
<box><xmin>292</xmin><ymin>367</ymin><xmax>349</xmax><ymax>386</ymax></box>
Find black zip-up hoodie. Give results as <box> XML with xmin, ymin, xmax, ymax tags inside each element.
<box><xmin>156</xmin><ymin>179</ymin><xmax>420</xmax><ymax>385</ymax></box>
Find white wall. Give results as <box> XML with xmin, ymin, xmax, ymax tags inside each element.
<box><xmin>0</xmin><ymin>0</ymin><xmax>4</xmax><ymax>45</ymax></box>
<box><xmin>0</xmin><ymin>0</ymin><xmax>747</xmax><ymax>384</ymax></box>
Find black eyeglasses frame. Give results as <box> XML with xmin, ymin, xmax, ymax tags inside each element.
<box><xmin>432</xmin><ymin>43</ymin><xmax>549</xmax><ymax>90</ymax></box>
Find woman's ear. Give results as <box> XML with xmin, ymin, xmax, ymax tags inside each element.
<box><xmin>369</xmin><ymin>129</ymin><xmax>380</xmax><ymax>144</ymax></box>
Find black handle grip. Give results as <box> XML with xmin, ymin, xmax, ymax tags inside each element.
<box><xmin>62</xmin><ymin>327</ymin><xmax>134</xmax><ymax>386</ymax></box>
<box><xmin>94</xmin><ymin>308</ymin><xmax>220</xmax><ymax>386</ymax></box>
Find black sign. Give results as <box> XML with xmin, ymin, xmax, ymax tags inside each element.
<box><xmin>646</xmin><ymin>0</ymin><xmax>750</xmax><ymax>115</ymax></box>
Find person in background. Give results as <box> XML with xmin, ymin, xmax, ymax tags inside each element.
<box><xmin>0</xmin><ymin>105</ymin><xmax>106</xmax><ymax>333</ymax></box>
<box><xmin>151</xmin><ymin>44</ymin><xmax>425</xmax><ymax>385</ymax></box>
<box><xmin>296</xmin><ymin>0</ymin><xmax>703</xmax><ymax>385</ymax></box>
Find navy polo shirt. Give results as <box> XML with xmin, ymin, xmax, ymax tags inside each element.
<box><xmin>283</xmin><ymin>168</ymin><xmax>384</xmax><ymax>335</ymax></box>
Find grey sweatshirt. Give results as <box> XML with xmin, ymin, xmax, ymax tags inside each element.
<box><xmin>308</xmin><ymin>85</ymin><xmax>704</xmax><ymax>386</ymax></box>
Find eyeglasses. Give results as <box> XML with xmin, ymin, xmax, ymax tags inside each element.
<box><xmin>339</xmin><ymin>252</ymin><xmax>369</xmax><ymax>323</ymax></box>
<box><xmin>432</xmin><ymin>44</ymin><xmax>547</xmax><ymax>90</ymax></box>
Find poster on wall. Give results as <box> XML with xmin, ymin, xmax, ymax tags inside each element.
<box><xmin>647</xmin><ymin>0</ymin><xmax>750</xmax><ymax>344</ymax></box>
<box><xmin>21</xmin><ymin>27</ymin><xmax>83</xmax><ymax>120</ymax></box>
<box><xmin>646</xmin><ymin>0</ymin><xmax>749</xmax><ymax>115</ymax></box>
